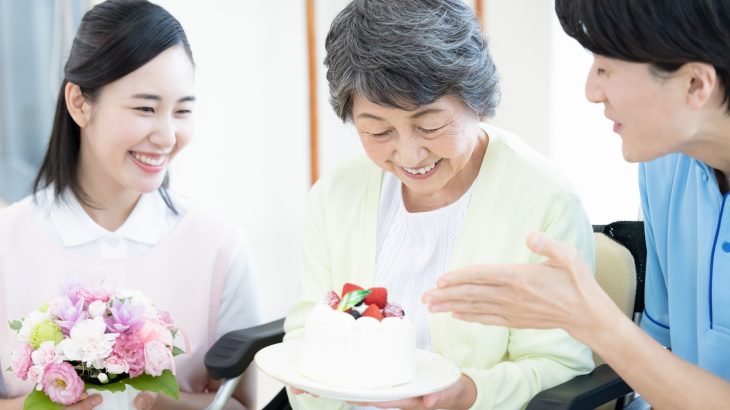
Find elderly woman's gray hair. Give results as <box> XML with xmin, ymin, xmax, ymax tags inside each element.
<box><xmin>325</xmin><ymin>0</ymin><xmax>501</xmax><ymax>122</ymax></box>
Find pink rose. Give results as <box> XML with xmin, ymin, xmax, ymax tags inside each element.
<box><xmin>143</xmin><ymin>341</ymin><xmax>173</xmax><ymax>376</ymax></box>
<box><xmin>10</xmin><ymin>344</ymin><xmax>33</xmax><ymax>381</ymax></box>
<box><xmin>104</xmin><ymin>354</ymin><xmax>130</xmax><ymax>375</ymax></box>
<box><xmin>112</xmin><ymin>333</ymin><xmax>145</xmax><ymax>377</ymax></box>
<box><xmin>42</xmin><ymin>362</ymin><xmax>84</xmax><ymax>405</ymax></box>
<box><xmin>77</xmin><ymin>285</ymin><xmax>112</xmax><ymax>307</ymax></box>
<box><xmin>136</xmin><ymin>320</ymin><xmax>173</xmax><ymax>347</ymax></box>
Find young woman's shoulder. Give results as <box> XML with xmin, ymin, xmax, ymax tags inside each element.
<box><xmin>0</xmin><ymin>194</ymin><xmax>34</xmax><ymax>226</ymax></box>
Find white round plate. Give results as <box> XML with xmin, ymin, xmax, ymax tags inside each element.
<box><xmin>254</xmin><ymin>340</ymin><xmax>461</xmax><ymax>402</ymax></box>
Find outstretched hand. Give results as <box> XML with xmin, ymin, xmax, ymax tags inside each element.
<box><xmin>423</xmin><ymin>232</ymin><xmax>618</xmax><ymax>342</ymax></box>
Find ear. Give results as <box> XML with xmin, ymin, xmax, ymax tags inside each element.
<box><xmin>685</xmin><ymin>62</ymin><xmax>717</xmax><ymax>110</ymax></box>
<box><xmin>65</xmin><ymin>82</ymin><xmax>91</xmax><ymax>128</ymax></box>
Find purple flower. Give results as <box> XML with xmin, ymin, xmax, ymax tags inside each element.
<box><xmin>60</xmin><ymin>280</ymin><xmax>84</xmax><ymax>306</ymax></box>
<box><xmin>42</xmin><ymin>362</ymin><xmax>84</xmax><ymax>405</ymax></box>
<box><xmin>51</xmin><ymin>296</ymin><xmax>88</xmax><ymax>336</ymax></box>
<box><xmin>105</xmin><ymin>299</ymin><xmax>144</xmax><ymax>334</ymax></box>
<box><xmin>112</xmin><ymin>333</ymin><xmax>146</xmax><ymax>377</ymax></box>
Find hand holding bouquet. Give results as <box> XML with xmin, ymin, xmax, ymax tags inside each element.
<box><xmin>6</xmin><ymin>283</ymin><xmax>184</xmax><ymax>409</ymax></box>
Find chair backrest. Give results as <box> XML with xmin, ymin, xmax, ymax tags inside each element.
<box><xmin>591</xmin><ymin>221</ymin><xmax>646</xmax><ymax>366</ymax></box>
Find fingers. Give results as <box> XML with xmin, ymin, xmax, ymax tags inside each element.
<box><xmin>424</xmin><ymin>283</ymin><xmax>498</xmax><ymax>305</ymax></box>
<box><xmin>349</xmin><ymin>398</ymin><xmax>421</xmax><ymax>408</ymax></box>
<box><xmin>435</xmin><ymin>264</ymin><xmax>512</xmax><ymax>288</ymax></box>
<box><xmin>66</xmin><ymin>394</ymin><xmax>102</xmax><ymax>409</ymax></box>
<box><xmin>451</xmin><ymin>312</ymin><xmax>510</xmax><ymax>327</ymax></box>
<box><xmin>526</xmin><ymin>231</ymin><xmax>583</xmax><ymax>269</ymax></box>
<box><xmin>291</xmin><ymin>387</ymin><xmax>318</xmax><ymax>397</ymax></box>
<box><xmin>134</xmin><ymin>392</ymin><xmax>157</xmax><ymax>410</ymax></box>
<box><xmin>428</xmin><ymin>299</ymin><xmax>502</xmax><ymax>315</ymax></box>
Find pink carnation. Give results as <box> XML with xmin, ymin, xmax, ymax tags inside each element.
<box><xmin>112</xmin><ymin>333</ymin><xmax>145</xmax><ymax>377</ymax></box>
<box><xmin>10</xmin><ymin>344</ymin><xmax>33</xmax><ymax>381</ymax></box>
<box><xmin>42</xmin><ymin>362</ymin><xmax>84</xmax><ymax>405</ymax></box>
<box><xmin>27</xmin><ymin>365</ymin><xmax>45</xmax><ymax>389</ymax></box>
<box><xmin>104</xmin><ymin>354</ymin><xmax>130</xmax><ymax>375</ymax></box>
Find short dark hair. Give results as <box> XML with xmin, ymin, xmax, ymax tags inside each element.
<box><xmin>33</xmin><ymin>0</ymin><xmax>194</xmax><ymax>211</ymax></box>
<box><xmin>556</xmin><ymin>0</ymin><xmax>730</xmax><ymax>112</ymax></box>
<box><xmin>324</xmin><ymin>0</ymin><xmax>500</xmax><ymax>122</ymax></box>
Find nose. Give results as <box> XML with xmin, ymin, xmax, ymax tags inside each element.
<box><xmin>149</xmin><ymin>116</ymin><xmax>176</xmax><ymax>148</ymax></box>
<box><xmin>585</xmin><ymin>59</ymin><xmax>606</xmax><ymax>104</ymax></box>
<box><xmin>394</xmin><ymin>133</ymin><xmax>428</xmax><ymax>166</ymax></box>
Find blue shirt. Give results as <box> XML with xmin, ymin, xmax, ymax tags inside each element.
<box><xmin>639</xmin><ymin>153</ymin><xmax>730</xmax><ymax>380</ymax></box>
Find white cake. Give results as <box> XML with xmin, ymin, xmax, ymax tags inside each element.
<box><xmin>299</xmin><ymin>303</ymin><xmax>417</xmax><ymax>389</ymax></box>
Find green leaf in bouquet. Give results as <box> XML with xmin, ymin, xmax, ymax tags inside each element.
<box><xmin>123</xmin><ymin>370</ymin><xmax>180</xmax><ymax>401</ymax></box>
<box><xmin>84</xmin><ymin>380</ymin><xmax>129</xmax><ymax>393</ymax></box>
<box><xmin>23</xmin><ymin>389</ymin><xmax>63</xmax><ymax>410</ymax></box>
<box><xmin>337</xmin><ymin>289</ymin><xmax>372</xmax><ymax>311</ymax></box>
<box><xmin>8</xmin><ymin>320</ymin><xmax>22</xmax><ymax>332</ymax></box>
<box><xmin>172</xmin><ymin>346</ymin><xmax>185</xmax><ymax>357</ymax></box>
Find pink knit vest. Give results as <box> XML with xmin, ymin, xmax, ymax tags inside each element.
<box><xmin>0</xmin><ymin>200</ymin><xmax>236</xmax><ymax>398</ymax></box>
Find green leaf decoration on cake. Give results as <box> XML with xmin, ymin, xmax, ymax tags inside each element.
<box><xmin>337</xmin><ymin>289</ymin><xmax>372</xmax><ymax>311</ymax></box>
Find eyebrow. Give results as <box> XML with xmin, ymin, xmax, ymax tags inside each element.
<box><xmin>356</xmin><ymin>107</ymin><xmax>445</xmax><ymax>121</ymax></box>
<box><xmin>131</xmin><ymin>94</ymin><xmax>196</xmax><ymax>103</ymax></box>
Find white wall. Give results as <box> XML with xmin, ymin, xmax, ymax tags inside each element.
<box><xmin>153</xmin><ymin>1</ymin><xmax>311</xmax><ymax>321</ymax></box>
<box><xmin>485</xmin><ymin>1</ymin><xmax>640</xmax><ymax>223</ymax></box>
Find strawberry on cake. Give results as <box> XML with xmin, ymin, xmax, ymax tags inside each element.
<box><xmin>299</xmin><ymin>283</ymin><xmax>417</xmax><ymax>389</ymax></box>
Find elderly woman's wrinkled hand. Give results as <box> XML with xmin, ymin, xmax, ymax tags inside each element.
<box><xmin>348</xmin><ymin>374</ymin><xmax>476</xmax><ymax>410</ymax></box>
<box><xmin>423</xmin><ymin>232</ymin><xmax>616</xmax><ymax>342</ymax></box>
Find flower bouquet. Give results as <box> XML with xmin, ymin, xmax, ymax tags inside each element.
<box><xmin>6</xmin><ymin>283</ymin><xmax>184</xmax><ymax>409</ymax></box>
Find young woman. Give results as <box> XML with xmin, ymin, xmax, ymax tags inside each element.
<box><xmin>0</xmin><ymin>1</ymin><xmax>260</xmax><ymax>409</ymax></box>
<box><xmin>425</xmin><ymin>1</ymin><xmax>730</xmax><ymax>408</ymax></box>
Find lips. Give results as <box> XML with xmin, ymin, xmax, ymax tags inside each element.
<box><xmin>402</xmin><ymin>160</ymin><xmax>439</xmax><ymax>175</ymax></box>
<box><xmin>130</xmin><ymin>151</ymin><xmax>169</xmax><ymax>173</ymax></box>
<box><xmin>131</xmin><ymin>152</ymin><xmax>167</xmax><ymax>166</ymax></box>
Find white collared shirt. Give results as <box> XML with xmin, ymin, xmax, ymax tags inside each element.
<box><xmin>28</xmin><ymin>187</ymin><xmax>261</xmax><ymax>340</ymax></box>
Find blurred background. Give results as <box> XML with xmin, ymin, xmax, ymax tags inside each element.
<box><xmin>0</xmin><ymin>0</ymin><xmax>638</xmax><ymax>353</ymax></box>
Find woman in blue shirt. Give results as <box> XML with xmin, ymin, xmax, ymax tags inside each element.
<box><xmin>424</xmin><ymin>0</ymin><xmax>730</xmax><ymax>408</ymax></box>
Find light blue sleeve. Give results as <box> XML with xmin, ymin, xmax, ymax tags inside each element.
<box><xmin>638</xmin><ymin>163</ymin><xmax>672</xmax><ymax>347</ymax></box>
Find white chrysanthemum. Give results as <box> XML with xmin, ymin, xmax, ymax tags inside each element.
<box><xmin>18</xmin><ymin>311</ymin><xmax>50</xmax><ymax>343</ymax></box>
<box><xmin>87</xmin><ymin>300</ymin><xmax>107</xmax><ymax>318</ymax></box>
<box><xmin>58</xmin><ymin>317</ymin><xmax>117</xmax><ymax>369</ymax></box>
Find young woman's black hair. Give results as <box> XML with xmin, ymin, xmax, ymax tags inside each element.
<box><xmin>555</xmin><ymin>0</ymin><xmax>730</xmax><ymax>112</ymax></box>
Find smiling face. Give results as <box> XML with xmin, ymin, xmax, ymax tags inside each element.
<box><xmin>584</xmin><ymin>56</ymin><xmax>702</xmax><ymax>162</ymax></box>
<box><xmin>75</xmin><ymin>46</ymin><xmax>195</xmax><ymax>197</ymax></box>
<box><xmin>352</xmin><ymin>94</ymin><xmax>486</xmax><ymax>210</ymax></box>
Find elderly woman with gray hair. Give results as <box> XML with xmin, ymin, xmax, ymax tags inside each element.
<box><xmin>283</xmin><ymin>0</ymin><xmax>595</xmax><ymax>409</ymax></box>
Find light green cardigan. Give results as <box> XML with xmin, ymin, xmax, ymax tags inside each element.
<box><xmin>284</xmin><ymin>124</ymin><xmax>595</xmax><ymax>409</ymax></box>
